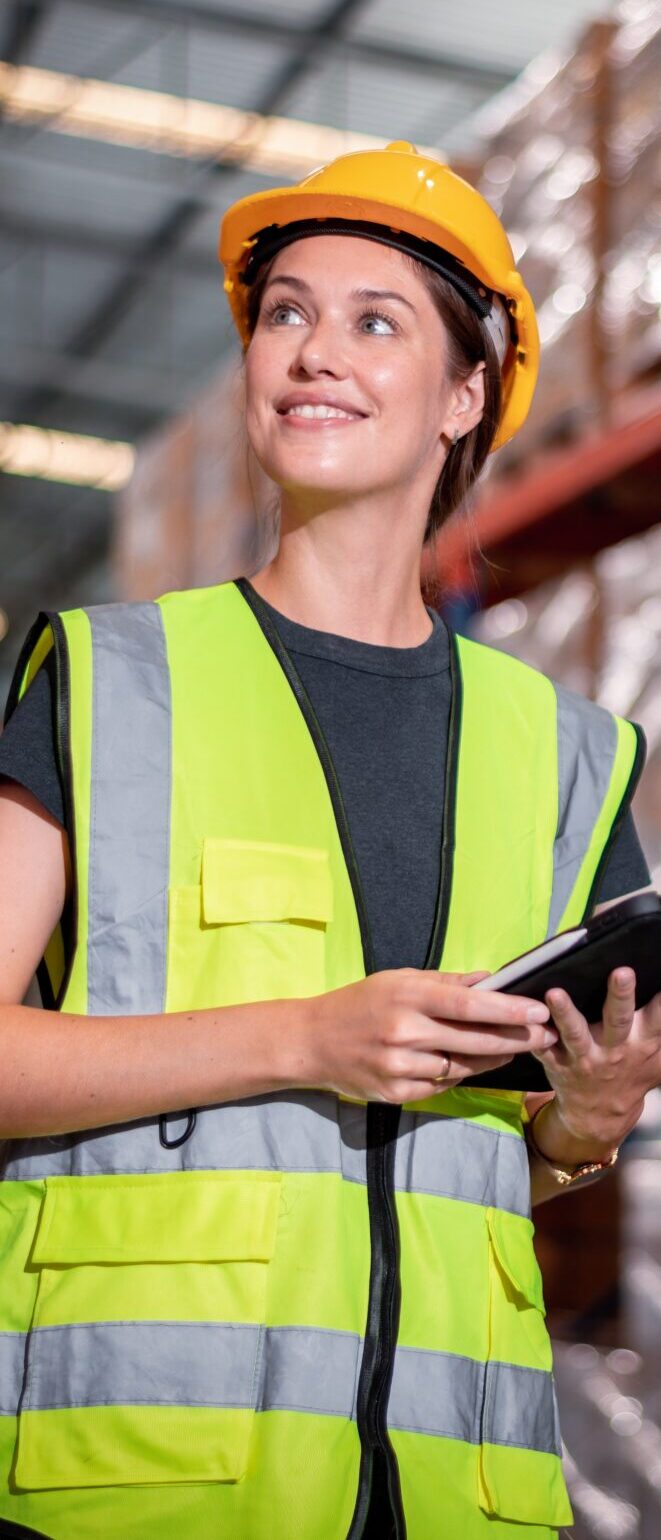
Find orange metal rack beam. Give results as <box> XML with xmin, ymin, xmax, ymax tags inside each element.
<box><xmin>428</xmin><ymin>381</ymin><xmax>661</xmax><ymax>603</ymax></box>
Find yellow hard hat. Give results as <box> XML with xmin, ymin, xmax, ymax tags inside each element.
<box><xmin>218</xmin><ymin>141</ymin><xmax>539</xmax><ymax>453</ymax></box>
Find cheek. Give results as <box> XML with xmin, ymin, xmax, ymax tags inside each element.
<box><xmin>244</xmin><ymin>339</ymin><xmax>282</xmax><ymax>422</ymax></box>
<box><xmin>244</xmin><ymin>345</ymin><xmax>265</xmax><ymax>418</ymax></box>
<box><xmin>371</xmin><ymin>357</ymin><xmax>442</xmax><ymax>452</ymax></box>
<box><xmin>370</xmin><ymin>351</ymin><xmax>436</xmax><ymax>415</ymax></box>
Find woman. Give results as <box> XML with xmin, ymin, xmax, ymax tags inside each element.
<box><xmin>0</xmin><ymin>141</ymin><xmax>659</xmax><ymax>1540</ymax></box>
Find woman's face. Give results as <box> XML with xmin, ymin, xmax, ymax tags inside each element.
<box><xmin>245</xmin><ymin>235</ymin><xmax>465</xmax><ymax>507</ymax></box>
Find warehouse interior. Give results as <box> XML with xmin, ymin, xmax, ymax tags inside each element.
<box><xmin>1</xmin><ymin>1</ymin><xmax>661</xmax><ymax>1536</ymax></box>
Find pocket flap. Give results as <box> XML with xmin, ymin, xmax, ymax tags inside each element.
<box><xmin>202</xmin><ymin>838</ymin><xmax>333</xmax><ymax>925</ymax></box>
<box><xmin>32</xmin><ymin>1171</ymin><xmax>281</xmax><ymax>1266</ymax></box>
<box><xmin>486</xmin><ymin>1208</ymin><xmax>545</xmax><ymax>1313</ymax></box>
<box><xmin>479</xmin><ymin>1443</ymin><xmax>573</xmax><ymax>1526</ymax></box>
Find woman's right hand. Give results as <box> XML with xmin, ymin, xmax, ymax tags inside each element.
<box><xmin>299</xmin><ymin>969</ymin><xmax>557</xmax><ymax>1104</ymax></box>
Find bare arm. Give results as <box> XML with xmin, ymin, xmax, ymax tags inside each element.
<box><xmin>0</xmin><ymin>783</ymin><xmax>306</xmax><ymax>1136</ymax></box>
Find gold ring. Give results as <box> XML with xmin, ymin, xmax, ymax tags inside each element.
<box><xmin>433</xmin><ymin>1054</ymin><xmax>451</xmax><ymax>1084</ymax></box>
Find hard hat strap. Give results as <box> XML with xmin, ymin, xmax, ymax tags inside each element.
<box><xmin>240</xmin><ymin>218</ymin><xmax>514</xmax><ymax>368</ymax></box>
<box><xmin>240</xmin><ymin>217</ymin><xmax>494</xmax><ymax>315</ymax></box>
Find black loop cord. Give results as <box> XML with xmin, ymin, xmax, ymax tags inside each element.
<box><xmin>159</xmin><ymin>1110</ymin><xmax>197</xmax><ymax>1148</ymax></box>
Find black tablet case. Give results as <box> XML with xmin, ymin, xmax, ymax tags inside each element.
<box><xmin>466</xmin><ymin>892</ymin><xmax>661</xmax><ymax>1091</ymax></box>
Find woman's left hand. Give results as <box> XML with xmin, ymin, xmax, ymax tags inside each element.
<box><xmin>534</xmin><ymin>969</ymin><xmax>661</xmax><ymax>1156</ymax></box>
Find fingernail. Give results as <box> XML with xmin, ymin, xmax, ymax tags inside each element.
<box><xmin>547</xmin><ymin>989</ymin><xmax>566</xmax><ymax>1009</ymax></box>
<box><xmin>542</xmin><ymin>1030</ymin><xmax>558</xmax><ymax>1048</ymax></box>
<box><xmin>526</xmin><ymin>1004</ymin><xmax>550</xmax><ymax>1023</ymax></box>
<box><xmin>614</xmin><ymin>968</ymin><xmax>634</xmax><ymax>988</ymax></box>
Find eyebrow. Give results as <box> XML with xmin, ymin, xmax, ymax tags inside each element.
<box><xmin>262</xmin><ymin>275</ymin><xmax>417</xmax><ymax>314</ymax></box>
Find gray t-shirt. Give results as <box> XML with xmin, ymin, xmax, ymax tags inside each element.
<box><xmin>0</xmin><ymin>593</ymin><xmax>651</xmax><ymax>973</ymax></box>
<box><xmin>259</xmin><ymin>593</ymin><xmax>453</xmax><ymax>971</ymax></box>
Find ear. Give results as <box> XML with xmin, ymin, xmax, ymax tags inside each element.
<box><xmin>441</xmin><ymin>361</ymin><xmax>486</xmax><ymax>446</ymax></box>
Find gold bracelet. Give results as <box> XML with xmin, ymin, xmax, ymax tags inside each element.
<box><xmin>525</xmin><ymin>1103</ymin><xmax>619</xmax><ymax>1188</ymax></box>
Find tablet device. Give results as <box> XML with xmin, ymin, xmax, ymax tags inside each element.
<box><xmin>465</xmin><ymin>891</ymin><xmax>661</xmax><ymax>1092</ymax></box>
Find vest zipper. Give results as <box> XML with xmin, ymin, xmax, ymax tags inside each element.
<box><xmin>235</xmin><ymin>581</ymin><xmax>462</xmax><ymax>1540</ymax></box>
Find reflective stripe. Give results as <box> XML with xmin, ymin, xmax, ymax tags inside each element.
<box><xmin>483</xmin><ymin>1358</ymin><xmax>562</xmax><ymax>1455</ymax></box>
<box><xmin>394</xmin><ymin>1107</ymin><xmax>530</xmax><ymax>1217</ymax></box>
<box><xmin>87</xmin><ymin>603</ymin><xmax>171</xmax><ymax>1014</ymax></box>
<box><xmin>389</xmin><ymin>1341</ymin><xmax>482</xmax><ymax>1444</ymax></box>
<box><xmin>390</xmin><ymin>1344</ymin><xmax>561</xmax><ymax>1454</ymax></box>
<box><xmin>547</xmin><ymin>683</ymin><xmax>618</xmax><ymax>938</ymax></box>
<box><xmin>2</xmin><ymin>1098</ymin><xmax>529</xmax><ymax>1218</ymax></box>
<box><xmin>0</xmin><ymin>1331</ymin><xmax>27</xmax><ymax>1415</ymax></box>
<box><xmin>19</xmin><ymin>1321</ymin><xmax>261</xmax><ymax>1414</ymax></box>
<box><xmin>256</xmin><ymin>1325</ymin><xmax>360</xmax><ymax>1418</ymax></box>
<box><xmin>1</xmin><ymin>1322</ymin><xmax>559</xmax><ymax>1455</ymax></box>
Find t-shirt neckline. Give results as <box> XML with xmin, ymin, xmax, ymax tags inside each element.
<box><xmin>242</xmin><ymin>578</ymin><xmax>450</xmax><ymax>679</ymax></box>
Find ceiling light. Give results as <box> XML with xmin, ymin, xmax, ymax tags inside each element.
<box><xmin>0</xmin><ymin>422</ymin><xmax>135</xmax><ymax>490</ymax></box>
<box><xmin>0</xmin><ymin>63</ymin><xmax>439</xmax><ymax>176</ymax></box>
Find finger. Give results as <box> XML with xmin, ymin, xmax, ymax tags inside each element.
<box><xmin>601</xmin><ymin>967</ymin><xmax>636</xmax><ymax>1049</ymax></box>
<box><xmin>447</xmin><ymin>1052</ymin><xmax>517</xmax><ymax>1081</ymax></box>
<box><xmin>411</xmin><ymin>1018</ymin><xmax>558</xmax><ymax>1058</ymax></box>
<box><xmin>414</xmin><ymin>974</ymin><xmax>550</xmax><ymax>1029</ymax></box>
<box><xmin>392</xmin><ymin>1053</ymin><xmax>517</xmax><ymax>1103</ymax></box>
<box><xmin>432</xmin><ymin>1052</ymin><xmax>518</xmax><ymax>1091</ymax></box>
<box><xmin>545</xmin><ymin>988</ymin><xmax>592</xmax><ymax>1061</ymax></box>
<box><xmin>529</xmin><ymin>1040</ymin><xmax>572</xmax><ymax>1092</ymax></box>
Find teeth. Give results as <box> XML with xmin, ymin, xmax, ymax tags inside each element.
<box><xmin>284</xmin><ymin>403</ymin><xmax>356</xmax><ymax>420</ymax></box>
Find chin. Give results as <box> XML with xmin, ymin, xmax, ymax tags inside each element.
<box><xmin>262</xmin><ymin>457</ymin><xmax>365</xmax><ymax>497</ymax></box>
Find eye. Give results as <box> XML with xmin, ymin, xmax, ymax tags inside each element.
<box><xmin>360</xmin><ymin>308</ymin><xmax>398</xmax><ymax>335</ymax></box>
<box><xmin>262</xmin><ymin>299</ymin><xmax>305</xmax><ymax>326</ymax></box>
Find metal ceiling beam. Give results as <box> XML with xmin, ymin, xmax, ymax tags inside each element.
<box><xmin>0</xmin><ymin>210</ymin><xmax>218</xmax><ymax>277</ymax></box>
<box><xmin>45</xmin><ymin>0</ymin><xmax>516</xmax><ymax>93</ymax></box>
<box><xmin>0</xmin><ymin>340</ymin><xmax>199</xmax><ymax>421</ymax></box>
<box><xmin>7</xmin><ymin>0</ymin><xmax>371</xmax><ymax>427</ymax></box>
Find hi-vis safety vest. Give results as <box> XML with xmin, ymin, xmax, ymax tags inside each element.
<box><xmin>0</xmin><ymin>578</ymin><xmax>643</xmax><ymax>1540</ymax></box>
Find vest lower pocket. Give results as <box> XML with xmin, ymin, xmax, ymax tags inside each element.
<box><xmin>477</xmin><ymin>1206</ymin><xmax>573</xmax><ymax>1527</ymax></box>
<box><xmin>14</xmin><ymin>1171</ymin><xmax>281</xmax><ymax>1490</ymax></box>
<box><xmin>167</xmin><ymin>839</ymin><xmax>333</xmax><ymax>1011</ymax></box>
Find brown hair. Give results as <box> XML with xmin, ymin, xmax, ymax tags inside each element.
<box><xmin>244</xmin><ymin>247</ymin><xmax>502</xmax><ymax>546</ymax></box>
<box><xmin>403</xmin><ymin>257</ymin><xmax>502</xmax><ymax>544</ymax></box>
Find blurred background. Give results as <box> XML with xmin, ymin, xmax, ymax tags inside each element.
<box><xmin>1</xmin><ymin>1</ymin><xmax>660</xmax><ymax>1534</ymax></box>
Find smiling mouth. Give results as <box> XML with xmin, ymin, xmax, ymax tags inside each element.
<box><xmin>278</xmin><ymin>404</ymin><xmax>365</xmax><ymax>422</ymax></box>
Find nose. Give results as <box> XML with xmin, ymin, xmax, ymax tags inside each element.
<box><xmin>290</xmin><ymin>313</ymin><xmax>349</xmax><ymax>380</ymax></box>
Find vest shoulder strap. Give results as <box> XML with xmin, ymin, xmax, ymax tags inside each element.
<box><xmin>455</xmin><ymin>633</ymin><xmax>646</xmax><ymax>929</ymax></box>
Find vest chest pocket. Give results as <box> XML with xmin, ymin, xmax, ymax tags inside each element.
<box><xmin>167</xmin><ymin>839</ymin><xmax>334</xmax><ymax>1012</ymax></box>
<box><xmin>14</xmin><ymin>1170</ymin><xmax>281</xmax><ymax>1491</ymax></box>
